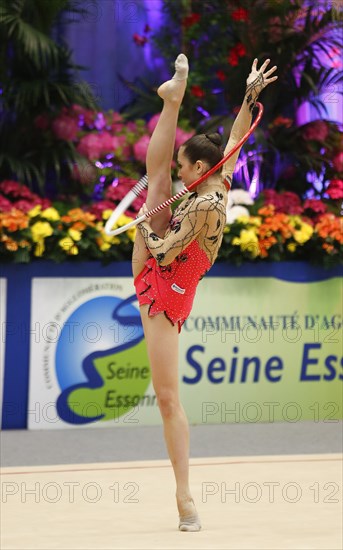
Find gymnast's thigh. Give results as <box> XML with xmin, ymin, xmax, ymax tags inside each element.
<box><xmin>139</xmin><ymin>305</ymin><xmax>179</xmax><ymax>392</ymax></box>
<box><xmin>132</xmin><ymin>229</ymin><xmax>150</xmax><ymax>279</ymax></box>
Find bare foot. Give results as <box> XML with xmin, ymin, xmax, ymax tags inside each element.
<box><xmin>157</xmin><ymin>54</ymin><xmax>189</xmax><ymax>103</ymax></box>
<box><xmin>177</xmin><ymin>494</ymin><xmax>202</xmax><ymax>532</ymax></box>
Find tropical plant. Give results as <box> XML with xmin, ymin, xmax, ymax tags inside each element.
<box><xmin>0</xmin><ymin>0</ymin><xmax>97</xmax><ymax>190</ymax></box>
<box><xmin>124</xmin><ymin>0</ymin><xmax>343</xmax><ymax>196</ymax></box>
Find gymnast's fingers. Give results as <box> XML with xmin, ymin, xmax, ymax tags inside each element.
<box><xmin>264</xmin><ymin>75</ymin><xmax>278</xmax><ymax>85</ymax></box>
<box><xmin>252</xmin><ymin>57</ymin><xmax>258</xmax><ymax>71</ymax></box>
<box><xmin>264</xmin><ymin>65</ymin><xmax>278</xmax><ymax>78</ymax></box>
<box><xmin>259</xmin><ymin>58</ymin><xmax>271</xmax><ymax>72</ymax></box>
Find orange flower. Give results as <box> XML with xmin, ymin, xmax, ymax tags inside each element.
<box><xmin>258</xmin><ymin>205</ymin><xmax>275</xmax><ymax>216</ymax></box>
<box><xmin>316</xmin><ymin>214</ymin><xmax>343</xmax><ymax>243</ymax></box>
<box><xmin>0</xmin><ymin>209</ymin><xmax>29</xmax><ymax>232</ymax></box>
<box><xmin>61</xmin><ymin>208</ymin><xmax>95</xmax><ymax>226</ymax></box>
<box><xmin>258</xmin><ymin>212</ymin><xmax>294</xmax><ymax>242</ymax></box>
<box><xmin>71</xmin><ymin>221</ymin><xmax>87</xmax><ymax>231</ymax></box>
<box><xmin>1</xmin><ymin>234</ymin><xmax>18</xmax><ymax>251</ymax></box>
<box><xmin>258</xmin><ymin>235</ymin><xmax>277</xmax><ymax>257</ymax></box>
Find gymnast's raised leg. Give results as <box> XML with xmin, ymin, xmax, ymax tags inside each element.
<box><xmin>132</xmin><ymin>54</ymin><xmax>201</xmax><ymax>531</ymax></box>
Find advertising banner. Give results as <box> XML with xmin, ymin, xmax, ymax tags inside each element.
<box><xmin>28</xmin><ymin>278</ymin><xmax>159</xmax><ymax>429</ymax></box>
<box><xmin>179</xmin><ymin>277</ymin><xmax>342</xmax><ymax>425</ymax></box>
<box><xmin>0</xmin><ymin>278</ymin><xmax>6</xmax><ymax>429</ymax></box>
<box><xmin>28</xmin><ymin>275</ymin><xmax>342</xmax><ymax>429</ymax></box>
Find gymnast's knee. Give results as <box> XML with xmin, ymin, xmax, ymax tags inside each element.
<box><xmin>156</xmin><ymin>389</ymin><xmax>180</xmax><ymax>419</ymax></box>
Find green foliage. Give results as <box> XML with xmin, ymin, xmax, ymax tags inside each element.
<box><xmin>0</xmin><ymin>0</ymin><xmax>97</xmax><ymax>190</ymax></box>
<box><xmin>126</xmin><ymin>0</ymin><xmax>343</xmax><ymax>195</ymax></box>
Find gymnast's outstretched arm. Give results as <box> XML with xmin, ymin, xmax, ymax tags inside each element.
<box><xmin>221</xmin><ymin>58</ymin><xmax>278</xmax><ymax>186</ymax></box>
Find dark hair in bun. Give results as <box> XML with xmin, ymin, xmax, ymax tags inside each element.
<box><xmin>181</xmin><ymin>132</ymin><xmax>223</xmax><ymax>169</ymax></box>
<box><xmin>205</xmin><ymin>133</ymin><xmax>222</xmax><ymax>147</ymax></box>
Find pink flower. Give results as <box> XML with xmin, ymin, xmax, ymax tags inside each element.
<box><xmin>302</xmin><ymin>120</ymin><xmax>329</xmax><ymax>142</ymax></box>
<box><xmin>35</xmin><ymin>197</ymin><xmax>52</xmax><ymax>209</ymax></box>
<box><xmin>280</xmin><ymin>191</ymin><xmax>303</xmax><ymax>214</ymax></box>
<box><xmin>13</xmin><ymin>199</ymin><xmax>37</xmax><ymax>212</ymax></box>
<box><xmin>71</xmin><ymin>105</ymin><xmax>95</xmax><ymax>126</ymax></box>
<box><xmin>77</xmin><ymin>134</ymin><xmax>104</xmax><ymax>160</ymax></box>
<box><xmin>303</xmin><ymin>199</ymin><xmax>327</xmax><ymax>214</ymax></box>
<box><xmin>131</xmin><ymin>192</ymin><xmax>147</xmax><ymax>212</ymax></box>
<box><xmin>105</xmin><ymin>178</ymin><xmax>137</xmax><ymax>201</ymax></box>
<box><xmin>263</xmin><ymin>189</ymin><xmax>303</xmax><ymax>214</ymax></box>
<box><xmin>133</xmin><ymin>135</ymin><xmax>150</xmax><ymax>163</ymax></box>
<box><xmin>147</xmin><ymin>114</ymin><xmax>160</xmax><ymax>134</ymax></box>
<box><xmin>52</xmin><ymin>115</ymin><xmax>79</xmax><ymax>141</ymax></box>
<box><xmin>0</xmin><ymin>180</ymin><xmax>33</xmax><ymax>199</ymax></box>
<box><xmin>110</xmin><ymin>112</ymin><xmax>124</xmax><ymax>132</ymax></box>
<box><xmin>88</xmin><ymin>200</ymin><xmax>115</xmax><ymax>221</ymax></box>
<box><xmin>332</xmin><ymin>151</ymin><xmax>343</xmax><ymax>172</ymax></box>
<box><xmin>99</xmin><ymin>131</ymin><xmax>117</xmax><ymax>154</ymax></box>
<box><xmin>0</xmin><ymin>194</ymin><xmax>12</xmax><ymax>211</ymax></box>
<box><xmin>125</xmin><ymin>121</ymin><xmax>136</xmax><ymax>133</ymax></box>
<box><xmin>175</xmin><ymin>127</ymin><xmax>195</xmax><ymax>149</ymax></box>
<box><xmin>326</xmin><ymin>179</ymin><xmax>343</xmax><ymax>199</ymax></box>
<box><xmin>12</xmin><ymin>196</ymin><xmax>51</xmax><ymax>211</ymax></box>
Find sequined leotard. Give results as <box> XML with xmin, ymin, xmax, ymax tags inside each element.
<box><xmin>134</xmin><ymin>189</ymin><xmax>228</xmax><ymax>332</ymax></box>
<box><xmin>134</xmin><ymin>238</ymin><xmax>211</xmax><ymax>332</ymax></box>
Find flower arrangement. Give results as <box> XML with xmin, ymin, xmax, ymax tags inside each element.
<box><xmin>34</xmin><ymin>105</ymin><xmax>195</xmax><ymax>210</ymax></box>
<box><xmin>222</xmin><ymin>189</ymin><xmax>342</xmax><ymax>268</ymax></box>
<box><xmin>133</xmin><ymin>0</ymin><xmax>343</xmax><ymax>197</ymax></box>
<box><xmin>1</xmin><ymin>182</ymin><xmax>341</xmax><ymax>268</ymax></box>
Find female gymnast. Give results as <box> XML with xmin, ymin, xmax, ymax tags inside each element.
<box><xmin>132</xmin><ymin>54</ymin><xmax>278</xmax><ymax>531</ymax></box>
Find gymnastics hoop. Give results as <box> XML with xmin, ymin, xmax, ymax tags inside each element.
<box><xmin>104</xmin><ymin>101</ymin><xmax>264</xmax><ymax>236</ymax></box>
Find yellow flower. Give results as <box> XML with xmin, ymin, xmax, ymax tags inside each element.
<box><xmin>31</xmin><ymin>221</ymin><xmax>53</xmax><ymax>242</ymax></box>
<box><xmin>236</xmin><ymin>215</ymin><xmax>250</xmax><ymax>224</ymax></box>
<box><xmin>97</xmin><ymin>231</ymin><xmax>120</xmax><ymax>251</ymax></box>
<box><xmin>289</xmin><ymin>215</ymin><xmax>303</xmax><ymax>228</ymax></box>
<box><xmin>102</xmin><ymin>214</ymin><xmax>137</xmax><ymax>243</ymax></box>
<box><xmin>223</xmin><ymin>226</ymin><xmax>230</xmax><ymax>234</ymax></box>
<box><xmin>294</xmin><ymin>223</ymin><xmax>313</xmax><ymax>245</ymax></box>
<box><xmin>59</xmin><ymin>237</ymin><xmax>79</xmax><ymax>255</ymax></box>
<box><xmin>117</xmin><ymin>214</ymin><xmax>135</xmax><ymax>226</ymax></box>
<box><xmin>68</xmin><ymin>228</ymin><xmax>82</xmax><ymax>241</ymax></box>
<box><xmin>249</xmin><ymin>216</ymin><xmax>262</xmax><ymax>227</ymax></box>
<box><xmin>102</xmin><ymin>209</ymin><xmax>113</xmax><ymax>221</ymax></box>
<box><xmin>99</xmin><ymin>241</ymin><xmax>111</xmax><ymax>251</ymax></box>
<box><xmin>287</xmin><ymin>242</ymin><xmax>297</xmax><ymax>252</ymax></box>
<box><xmin>232</xmin><ymin>229</ymin><xmax>259</xmax><ymax>257</ymax></box>
<box><xmin>41</xmin><ymin>207</ymin><xmax>60</xmax><ymax>221</ymax></box>
<box><xmin>28</xmin><ymin>205</ymin><xmax>42</xmax><ymax>218</ymax></box>
<box><xmin>34</xmin><ymin>241</ymin><xmax>45</xmax><ymax>257</ymax></box>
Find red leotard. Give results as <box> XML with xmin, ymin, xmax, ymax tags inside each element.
<box><xmin>134</xmin><ymin>239</ymin><xmax>211</xmax><ymax>333</ymax></box>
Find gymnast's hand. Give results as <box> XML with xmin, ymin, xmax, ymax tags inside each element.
<box><xmin>137</xmin><ymin>203</ymin><xmax>150</xmax><ymax>223</ymax></box>
<box><xmin>246</xmin><ymin>58</ymin><xmax>278</xmax><ymax>101</ymax></box>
